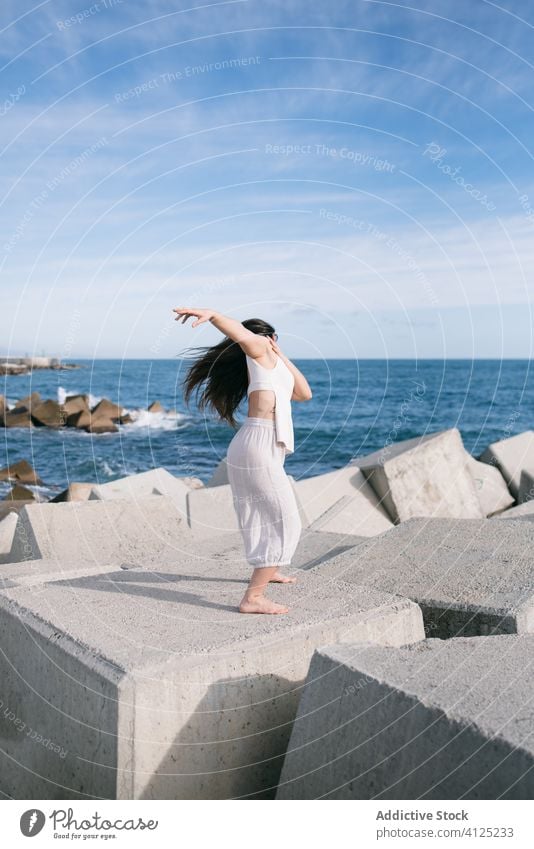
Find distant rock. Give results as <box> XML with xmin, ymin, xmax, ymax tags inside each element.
<box><xmin>66</xmin><ymin>410</ymin><xmax>92</xmax><ymax>428</ymax></box>
<box><xmin>0</xmin><ymin>396</ymin><xmax>6</xmax><ymax>426</ymax></box>
<box><xmin>148</xmin><ymin>400</ymin><xmax>164</xmax><ymax>413</ymax></box>
<box><xmin>118</xmin><ymin>413</ymin><xmax>133</xmax><ymax>425</ymax></box>
<box><xmin>85</xmin><ymin>418</ymin><xmax>119</xmax><ymax>434</ymax></box>
<box><xmin>31</xmin><ymin>399</ymin><xmax>66</xmax><ymax>428</ymax></box>
<box><xmin>0</xmin><ymin>460</ymin><xmax>43</xmax><ymax>485</ymax></box>
<box><xmin>91</xmin><ymin>399</ymin><xmax>123</xmax><ymax>421</ymax></box>
<box><xmin>63</xmin><ymin>394</ymin><xmax>89</xmax><ymax>416</ymax></box>
<box><xmin>3</xmin><ymin>484</ymin><xmax>38</xmax><ymax>501</ymax></box>
<box><xmin>3</xmin><ymin>410</ymin><xmax>33</xmax><ymax>428</ymax></box>
<box><xmin>0</xmin><ymin>363</ymin><xmax>27</xmax><ymax>375</ymax></box>
<box><xmin>12</xmin><ymin>391</ymin><xmax>42</xmax><ymax>413</ymax></box>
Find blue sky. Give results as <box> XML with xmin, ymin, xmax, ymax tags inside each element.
<box><xmin>1</xmin><ymin>0</ymin><xmax>534</xmax><ymax>359</ymax></box>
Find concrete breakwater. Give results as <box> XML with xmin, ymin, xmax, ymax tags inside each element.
<box><xmin>0</xmin><ymin>426</ymin><xmax>534</xmax><ymax>799</ymax></box>
<box><xmin>0</xmin><ymin>390</ymin><xmax>167</xmax><ymax>435</ymax></box>
<box><xmin>0</xmin><ymin>356</ymin><xmax>79</xmax><ymax>375</ymax></box>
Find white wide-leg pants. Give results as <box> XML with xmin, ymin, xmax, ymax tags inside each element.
<box><xmin>226</xmin><ymin>417</ymin><xmax>302</xmax><ymax>569</ymax></box>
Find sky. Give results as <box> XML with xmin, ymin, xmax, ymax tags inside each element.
<box><xmin>1</xmin><ymin>0</ymin><xmax>534</xmax><ymax>359</ymax></box>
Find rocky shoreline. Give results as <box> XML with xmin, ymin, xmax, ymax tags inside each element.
<box><xmin>0</xmin><ymin>391</ymin><xmax>167</xmax><ymax>434</ymax></box>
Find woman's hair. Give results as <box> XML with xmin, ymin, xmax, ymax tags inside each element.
<box><xmin>180</xmin><ymin>318</ymin><xmax>276</xmax><ymax>427</ymax></box>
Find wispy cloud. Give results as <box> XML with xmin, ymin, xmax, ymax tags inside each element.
<box><xmin>1</xmin><ymin>0</ymin><xmax>533</xmax><ymax>356</ymax></box>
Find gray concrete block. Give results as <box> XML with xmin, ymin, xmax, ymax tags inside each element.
<box><xmin>8</xmin><ymin>497</ymin><xmax>187</xmax><ymax>565</ymax></box>
<box><xmin>312</xmin><ymin>516</ymin><xmax>534</xmax><ymax>638</ymax></box>
<box><xmin>355</xmin><ymin>429</ymin><xmax>485</xmax><ymax>523</ymax></box>
<box><xmin>90</xmin><ymin>468</ymin><xmax>196</xmax><ymax>517</ymax></box>
<box><xmin>277</xmin><ymin>636</ymin><xmax>534</xmax><ymax>799</ymax></box>
<box><xmin>206</xmin><ymin>457</ymin><xmax>229</xmax><ymax>487</ymax></box>
<box><xmin>465</xmin><ymin>455</ymin><xmax>514</xmax><ymax>516</ymax></box>
<box><xmin>294</xmin><ymin>466</ymin><xmax>393</xmax><ymax>536</ymax></box>
<box><xmin>50</xmin><ymin>483</ymin><xmax>95</xmax><ymax>503</ymax></box>
<box><xmin>0</xmin><ymin>512</ymin><xmax>18</xmax><ymax>564</ymax></box>
<box><xmin>493</xmin><ymin>501</ymin><xmax>534</xmax><ymax>522</ymax></box>
<box><xmin>0</xmin><ymin>564</ymin><xmax>423</xmax><ymax>799</ymax></box>
<box><xmin>518</xmin><ymin>469</ymin><xmax>534</xmax><ymax>504</ymax></box>
<box><xmin>0</xmin><ymin>526</ymin><xmax>364</xmax><ymax>587</ymax></box>
<box><xmin>479</xmin><ymin>430</ymin><xmax>534</xmax><ymax>500</ymax></box>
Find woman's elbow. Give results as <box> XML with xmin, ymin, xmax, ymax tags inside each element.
<box><xmin>295</xmin><ymin>390</ymin><xmax>313</xmax><ymax>401</ymax></box>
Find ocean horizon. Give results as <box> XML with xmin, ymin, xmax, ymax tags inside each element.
<box><xmin>1</xmin><ymin>357</ymin><xmax>533</xmax><ymax>500</ymax></box>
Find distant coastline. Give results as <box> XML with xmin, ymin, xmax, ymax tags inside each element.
<box><xmin>0</xmin><ymin>357</ymin><xmax>80</xmax><ymax>376</ymax></box>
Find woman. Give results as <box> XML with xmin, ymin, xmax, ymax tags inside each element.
<box><xmin>174</xmin><ymin>306</ymin><xmax>313</xmax><ymax>615</ymax></box>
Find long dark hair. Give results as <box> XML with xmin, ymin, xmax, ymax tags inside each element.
<box><xmin>180</xmin><ymin>317</ymin><xmax>276</xmax><ymax>427</ymax></box>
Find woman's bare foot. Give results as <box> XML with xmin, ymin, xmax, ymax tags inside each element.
<box><xmin>239</xmin><ymin>595</ymin><xmax>289</xmax><ymax>614</ymax></box>
<box><xmin>270</xmin><ymin>571</ymin><xmax>297</xmax><ymax>584</ymax></box>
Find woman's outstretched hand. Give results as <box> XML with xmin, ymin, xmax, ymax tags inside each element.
<box><xmin>173</xmin><ymin>307</ymin><xmax>217</xmax><ymax>327</ymax></box>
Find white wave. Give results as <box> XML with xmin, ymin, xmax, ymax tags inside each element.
<box><xmin>121</xmin><ymin>407</ymin><xmax>188</xmax><ymax>431</ymax></box>
<box><xmin>57</xmin><ymin>387</ymin><xmax>100</xmax><ymax>408</ymax></box>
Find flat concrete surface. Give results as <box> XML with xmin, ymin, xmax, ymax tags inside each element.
<box><xmin>311</xmin><ymin>516</ymin><xmax>534</xmax><ymax>637</ymax></box>
<box><xmin>0</xmin><ymin>556</ymin><xmax>422</xmax><ymax>800</ymax></box>
<box><xmin>0</xmin><ymin>527</ymin><xmax>363</xmax><ymax>584</ymax></box>
<box><xmin>277</xmin><ymin>636</ymin><xmax>534</xmax><ymax>799</ymax></box>
<box><xmin>356</xmin><ymin>429</ymin><xmax>485</xmax><ymax>523</ymax></box>
<box><xmin>0</xmin><ymin>565</ymin><xmax>420</xmax><ymax>670</ymax></box>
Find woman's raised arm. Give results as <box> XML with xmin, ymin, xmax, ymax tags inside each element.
<box><xmin>173</xmin><ymin>307</ymin><xmax>268</xmax><ymax>357</ymax></box>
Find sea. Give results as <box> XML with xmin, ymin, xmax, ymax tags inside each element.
<box><xmin>1</xmin><ymin>358</ymin><xmax>533</xmax><ymax>500</ymax></box>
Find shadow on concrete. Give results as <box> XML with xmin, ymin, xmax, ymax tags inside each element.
<box><xmin>136</xmin><ymin>672</ymin><xmax>298</xmax><ymax>800</ymax></box>
<box><xmin>50</xmin><ymin>571</ymin><xmax>240</xmax><ymax>613</ymax></box>
<box><xmin>295</xmin><ymin>543</ymin><xmax>358</xmax><ymax>571</ymax></box>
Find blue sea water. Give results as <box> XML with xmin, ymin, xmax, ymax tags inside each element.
<box><xmin>1</xmin><ymin>358</ymin><xmax>533</xmax><ymax>499</ymax></box>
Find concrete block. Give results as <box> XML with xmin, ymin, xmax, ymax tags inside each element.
<box><xmin>89</xmin><ymin>468</ymin><xmax>193</xmax><ymax>517</ymax></box>
<box><xmin>493</xmin><ymin>501</ymin><xmax>534</xmax><ymax>522</ymax></box>
<box><xmin>206</xmin><ymin>457</ymin><xmax>229</xmax><ymax>487</ymax></box>
<box><xmin>0</xmin><ymin>564</ymin><xmax>423</xmax><ymax>799</ymax></box>
<box><xmin>465</xmin><ymin>455</ymin><xmax>514</xmax><ymax>516</ymax></box>
<box><xmin>312</xmin><ymin>516</ymin><xmax>534</xmax><ymax>638</ymax></box>
<box><xmin>8</xmin><ymin>497</ymin><xmax>187</xmax><ymax>565</ymax></box>
<box><xmin>277</xmin><ymin>637</ymin><xmax>534</xmax><ymax>799</ymax></box>
<box><xmin>50</xmin><ymin>483</ymin><xmax>94</xmax><ymax>503</ymax></box>
<box><xmin>294</xmin><ymin>465</ymin><xmax>393</xmax><ymax>536</ymax></box>
<box><xmin>0</xmin><ymin>528</ymin><xmax>366</xmax><ymax>592</ymax></box>
<box><xmin>356</xmin><ymin>429</ymin><xmax>485</xmax><ymax>523</ymax></box>
<box><xmin>0</xmin><ymin>501</ymin><xmax>29</xmax><ymax>521</ymax></box>
<box><xmin>479</xmin><ymin>430</ymin><xmax>534</xmax><ymax>499</ymax></box>
<box><xmin>518</xmin><ymin>469</ymin><xmax>534</xmax><ymax>504</ymax></box>
<box><xmin>0</xmin><ymin>513</ymin><xmax>18</xmax><ymax>563</ymax></box>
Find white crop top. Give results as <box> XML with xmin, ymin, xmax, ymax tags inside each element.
<box><xmin>246</xmin><ymin>353</ymin><xmax>295</xmax><ymax>453</ymax></box>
